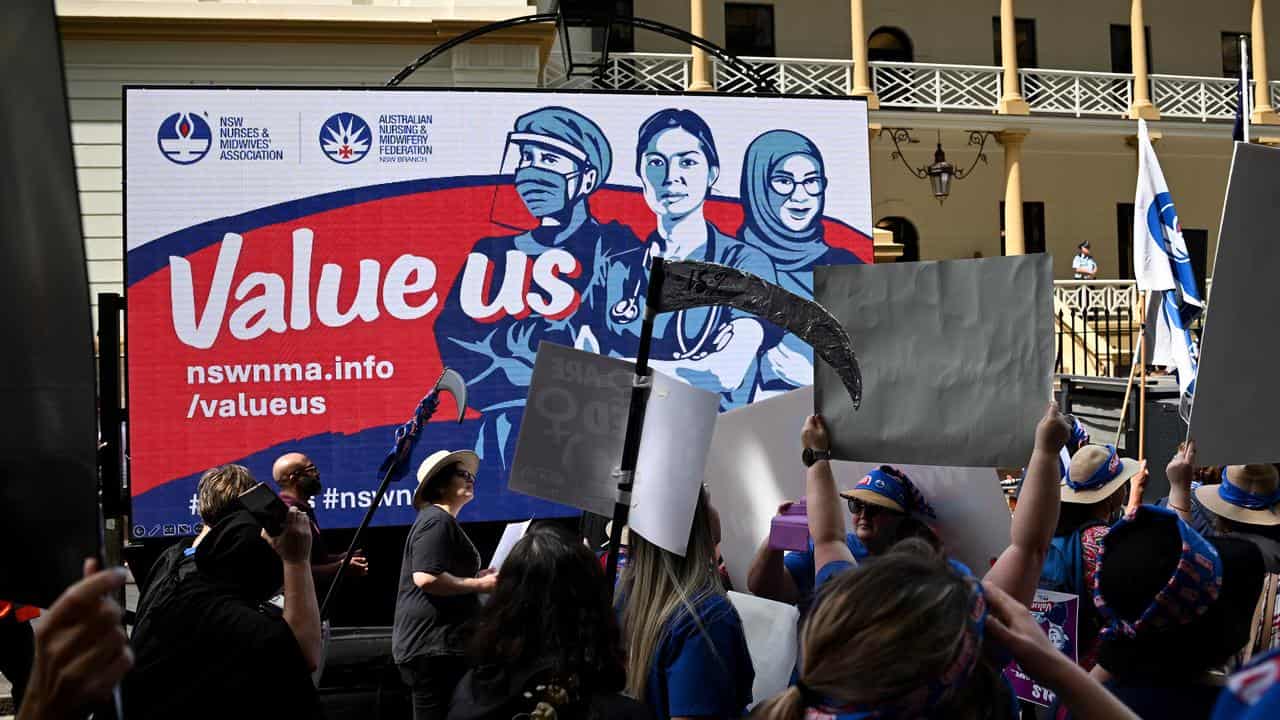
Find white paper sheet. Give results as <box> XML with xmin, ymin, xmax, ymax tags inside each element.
<box><xmin>727</xmin><ymin>591</ymin><xmax>800</xmax><ymax>706</ymax></box>
<box><xmin>705</xmin><ymin>387</ymin><xmax>1012</xmax><ymax>591</ymax></box>
<box><xmin>630</xmin><ymin>371</ymin><xmax>721</xmax><ymax>555</ymax></box>
<box><xmin>488</xmin><ymin>519</ymin><xmax>532</xmax><ymax>570</ymax></box>
<box><xmin>509</xmin><ymin>343</ymin><xmax>719</xmax><ymax>555</ymax></box>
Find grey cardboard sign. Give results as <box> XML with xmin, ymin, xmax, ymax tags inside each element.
<box><xmin>509</xmin><ymin>343</ymin><xmax>634</xmax><ymax>517</ymax></box>
<box><xmin>1188</xmin><ymin>143</ymin><xmax>1280</xmax><ymax>465</ymax></box>
<box><xmin>814</xmin><ymin>255</ymin><xmax>1054</xmax><ymax>467</ymax></box>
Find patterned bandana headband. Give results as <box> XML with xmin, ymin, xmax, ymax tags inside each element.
<box><xmin>856</xmin><ymin>466</ymin><xmax>938</xmax><ymax>520</ymax></box>
<box><xmin>802</xmin><ymin>560</ymin><xmax>987</xmax><ymax>719</ymax></box>
<box><xmin>1066</xmin><ymin>445</ymin><xmax>1124</xmax><ymax>492</ymax></box>
<box><xmin>1093</xmin><ymin>505</ymin><xmax>1223</xmax><ymax>640</ymax></box>
<box><xmin>1218</xmin><ymin>468</ymin><xmax>1280</xmax><ymax>510</ymax></box>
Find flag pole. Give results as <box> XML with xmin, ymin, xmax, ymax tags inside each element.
<box><xmin>1243</xmin><ymin>34</ymin><xmax>1252</xmax><ymax>143</ymax></box>
<box><xmin>1113</xmin><ymin>327</ymin><xmax>1145</xmax><ymax>446</ymax></box>
<box><xmin>603</xmin><ymin>257</ymin><xmax>663</xmax><ymax>590</ymax></box>
<box><xmin>1138</xmin><ymin>290</ymin><xmax>1148</xmax><ymax>461</ymax></box>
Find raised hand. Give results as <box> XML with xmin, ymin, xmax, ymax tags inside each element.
<box><xmin>1034</xmin><ymin>402</ymin><xmax>1072</xmax><ymax>452</ymax></box>
<box><xmin>265</xmin><ymin>507</ymin><xmax>313</xmax><ymax>565</ymax></box>
<box><xmin>802</xmin><ymin>414</ymin><xmax>831</xmax><ymax>452</ymax></box>
<box><xmin>1167</xmin><ymin>440</ymin><xmax>1196</xmax><ymax>492</ymax></box>
<box><xmin>18</xmin><ymin>559</ymin><xmax>132</xmax><ymax>720</ymax></box>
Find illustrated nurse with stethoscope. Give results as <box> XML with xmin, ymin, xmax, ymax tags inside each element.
<box><xmin>606</xmin><ymin>108</ymin><xmax>779</xmax><ymax>409</ymax></box>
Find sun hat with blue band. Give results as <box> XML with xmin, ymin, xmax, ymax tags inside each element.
<box><xmin>1061</xmin><ymin>444</ymin><xmax>1142</xmax><ymax>505</ymax></box>
<box><xmin>1195</xmin><ymin>464</ymin><xmax>1280</xmax><ymax>527</ymax></box>
<box><xmin>839</xmin><ymin>466</ymin><xmax>937</xmax><ymax>519</ymax></box>
<box><xmin>1092</xmin><ymin>504</ymin><xmax>1223</xmax><ymax>640</ymax></box>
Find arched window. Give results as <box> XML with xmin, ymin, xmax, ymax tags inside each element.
<box><xmin>868</xmin><ymin>27</ymin><xmax>913</xmax><ymax>63</ymax></box>
<box><xmin>876</xmin><ymin>216</ymin><xmax>920</xmax><ymax>262</ymax></box>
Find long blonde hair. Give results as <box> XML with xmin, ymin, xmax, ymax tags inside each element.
<box><xmin>754</xmin><ymin>539</ymin><xmax>1012</xmax><ymax>720</ymax></box>
<box><xmin>618</xmin><ymin>487</ymin><xmax>724</xmax><ymax>699</ymax></box>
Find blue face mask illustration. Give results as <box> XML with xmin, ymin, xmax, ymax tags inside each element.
<box><xmin>515</xmin><ymin>166</ymin><xmax>580</xmax><ymax>218</ymax></box>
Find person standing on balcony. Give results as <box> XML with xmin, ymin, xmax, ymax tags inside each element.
<box><xmin>1073</xmin><ymin>241</ymin><xmax>1098</xmax><ymax>279</ymax></box>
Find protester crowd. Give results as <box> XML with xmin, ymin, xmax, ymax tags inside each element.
<box><xmin>10</xmin><ymin>400</ymin><xmax>1280</xmax><ymax>720</ymax></box>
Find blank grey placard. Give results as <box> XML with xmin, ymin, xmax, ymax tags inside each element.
<box><xmin>509</xmin><ymin>342</ymin><xmax>634</xmax><ymax>517</ymax></box>
<box><xmin>1188</xmin><ymin>143</ymin><xmax>1280</xmax><ymax>465</ymax></box>
<box><xmin>814</xmin><ymin>255</ymin><xmax>1053</xmax><ymax>468</ymax></box>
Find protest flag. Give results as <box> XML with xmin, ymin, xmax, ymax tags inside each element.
<box><xmin>1132</xmin><ymin>119</ymin><xmax>1205</xmax><ymax>404</ymax></box>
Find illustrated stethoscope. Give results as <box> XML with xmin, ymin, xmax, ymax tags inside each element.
<box><xmin>609</xmin><ymin>241</ymin><xmax>723</xmax><ymax>360</ymax></box>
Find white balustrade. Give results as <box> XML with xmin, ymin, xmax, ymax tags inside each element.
<box><xmin>714</xmin><ymin>56</ymin><xmax>852</xmax><ymax>95</ymax></box>
<box><xmin>1053</xmin><ymin>280</ymin><xmax>1139</xmax><ymax>315</ymax></box>
<box><xmin>871</xmin><ymin>61</ymin><xmax>1002</xmax><ymax>112</ymax></box>
<box><xmin>542</xmin><ymin>52</ymin><xmax>1251</xmax><ymax>127</ymax></box>
<box><xmin>1151</xmin><ymin>74</ymin><xmax>1239</xmax><ymax>121</ymax></box>
<box><xmin>1020</xmin><ymin>68</ymin><xmax>1132</xmax><ymax>117</ymax></box>
<box><xmin>542</xmin><ymin>52</ymin><xmax>690</xmax><ymax>91</ymax></box>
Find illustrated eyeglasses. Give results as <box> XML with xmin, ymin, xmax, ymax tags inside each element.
<box><xmin>455</xmin><ymin>469</ymin><xmax>476</xmax><ymax>483</ymax></box>
<box><xmin>770</xmin><ymin>175</ymin><xmax>828</xmax><ymax>197</ymax></box>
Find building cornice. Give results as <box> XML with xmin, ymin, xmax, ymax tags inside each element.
<box><xmin>58</xmin><ymin>15</ymin><xmax>552</xmax><ymax>47</ymax></box>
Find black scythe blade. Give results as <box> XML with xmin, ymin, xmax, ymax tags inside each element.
<box><xmin>656</xmin><ymin>259</ymin><xmax>862</xmax><ymax>409</ymax></box>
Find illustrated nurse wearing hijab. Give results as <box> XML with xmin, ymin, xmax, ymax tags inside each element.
<box><xmin>607</xmin><ymin>109</ymin><xmax>779</xmax><ymax>409</ymax></box>
<box><xmin>737</xmin><ymin>130</ymin><xmax>861</xmax><ymax>397</ymax></box>
<box><xmin>437</xmin><ymin>106</ymin><xmax>639</xmax><ymax>469</ymax></box>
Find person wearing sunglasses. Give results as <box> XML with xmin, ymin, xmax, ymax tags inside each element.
<box><xmin>273</xmin><ymin>452</ymin><xmax>369</xmax><ymax>584</ymax></box>
<box><xmin>393</xmin><ymin>449</ymin><xmax>498</xmax><ymax>720</ymax></box>
<box><xmin>746</xmin><ymin>438</ymin><xmax>937</xmax><ymax>612</ymax></box>
<box><xmin>736</xmin><ymin>130</ymin><xmax>862</xmax><ymax>399</ymax></box>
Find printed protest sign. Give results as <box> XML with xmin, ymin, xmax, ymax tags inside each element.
<box><xmin>815</xmin><ymin>255</ymin><xmax>1053</xmax><ymax>468</ymax></box>
<box><xmin>510</xmin><ymin>342</ymin><xmax>718</xmax><ymax>555</ymax></box>
<box><xmin>1003</xmin><ymin>589</ymin><xmax>1080</xmax><ymax>707</ymax></box>
<box><xmin>124</xmin><ymin>87</ymin><xmax>873</xmax><ymax>532</ymax></box>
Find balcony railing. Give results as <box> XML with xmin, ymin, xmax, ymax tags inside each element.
<box><xmin>544</xmin><ymin>52</ymin><xmax>1267</xmax><ymax>124</ymax></box>
<box><xmin>717</xmin><ymin>56</ymin><xmax>853</xmax><ymax>95</ymax></box>
<box><xmin>1151</xmin><ymin>74</ymin><xmax>1240</xmax><ymax>121</ymax></box>
<box><xmin>1053</xmin><ymin>279</ymin><xmax>1210</xmax><ymax>379</ymax></box>
<box><xmin>873</xmin><ymin>61</ymin><xmax>1002</xmax><ymax>111</ymax></box>
<box><xmin>1022</xmin><ymin>68</ymin><xmax>1132</xmax><ymax>117</ymax></box>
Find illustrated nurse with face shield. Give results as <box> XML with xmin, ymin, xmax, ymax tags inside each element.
<box><xmin>737</xmin><ymin>130</ymin><xmax>861</xmax><ymax>398</ymax></box>
<box><xmin>606</xmin><ymin>108</ymin><xmax>779</xmax><ymax>410</ymax></box>
<box><xmin>436</xmin><ymin>106</ymin><xmax>640</xmax><ymax>470</ymax></box>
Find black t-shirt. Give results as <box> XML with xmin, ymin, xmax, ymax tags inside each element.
<box><xmin>448</xmin><ymin>666</ymin><xmax>653</xmax><ymax>720</ymax></box>
<box><xmin>125</xmin><ymin>565</ymin><xmax>320</xmax><ymax>719</ymax></box>
<box><xmin>1054</xmin><ymin>680</ymin><xmax>1220</xmax><ymax>719</ymax></box>
<box><xmin>392</xmin><ymin>505</ymin><xmax>482</xmax><ymax>663</ymax></box>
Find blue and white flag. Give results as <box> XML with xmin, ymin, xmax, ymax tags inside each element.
<box><xmin>1133</xmin><ymin>119</ymin><xmax>1204</xmax><ymax>398</ymax></box>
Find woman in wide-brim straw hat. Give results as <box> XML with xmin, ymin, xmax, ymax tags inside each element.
<box><xmin>1166</xmin><ymin>440</ymin><xmax>1280</xmax><ymax>662</ymax></box>
<box><xmin>393</xmin><ymin>449</ymin><xmax>496</xmax><ymax>720</ymax></box>
<box><xmin>1041</xmin><ymin>443</ymin><xmax>1146</xmax><ymax>670</ymax></box>
<box><xmin>1167</xmin><ymin>441</ymin><xmax>1280</xmax><ymax>572</ymax></box>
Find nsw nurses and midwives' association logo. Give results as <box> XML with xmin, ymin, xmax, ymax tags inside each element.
<box><xmin>156</xmin><ymin>112</ymin><xmax>212</xmax><ymax>165</ymax></box>
<box><xmin>320</xmin><ymin>112</ymin><xmax>372</xmax><ymax>164</ymax></box>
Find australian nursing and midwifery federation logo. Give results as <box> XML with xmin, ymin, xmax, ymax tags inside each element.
<box><xmin>320</xmin><ymin>112</ymin><xmax>372</xmax><ymax>164</ymax></box>
<box><xmin>157</xmin><ymin>112</ymin><xmax>213</xmax><ymax>165</ymax></box>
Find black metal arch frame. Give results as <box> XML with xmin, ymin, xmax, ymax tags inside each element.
<box><xmin>386</xmin><ymin>11</ymin><xmax>778</xmax><ymax>93</ymax></box>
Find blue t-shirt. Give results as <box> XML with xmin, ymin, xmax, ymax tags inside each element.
<box><xmin>644</xmin><ymin>593</ymin><xmax>755</xmax><ymax>720</ymax></box>
<box><xmin>784</xmin><ymin>533</ymin><xmax>867</xmax><ymax>610</ymax></box>
<box><xmin>815</xmin><ymin>560</ymin><xmax>856</xmax><ymax>591</ymax></box>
